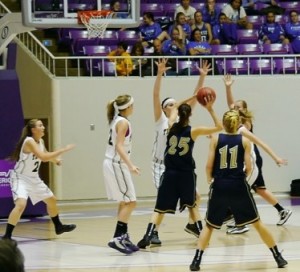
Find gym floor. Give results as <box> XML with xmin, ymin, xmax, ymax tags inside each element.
<box><xmin>0</xmin><ymin>194</ymin><xmax>299</xmax><ymax>272</ymax></box>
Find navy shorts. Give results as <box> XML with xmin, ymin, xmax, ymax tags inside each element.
<box><xmin>206</xmin><ymin>178</ymin><xmax>260</xmax><ymax>229</ymax></box>
<box><xmin>154</xmin><ymin>169</ymin><xmax>197</xmax><ymax>214</ymax></box>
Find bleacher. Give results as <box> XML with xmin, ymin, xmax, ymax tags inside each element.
<box><xmin>20</xmin><ymin>0</ymin><xmax>300</xmax><ymax>76</ymax></box>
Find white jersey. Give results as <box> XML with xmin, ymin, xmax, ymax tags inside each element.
<box><xmin>105</xmin><ymin>115</ymin><xmax>132</xmax><ymax>162</ymax></box>
<box><xmin>13</xmin><ymin>137</ymin><xmax>44</xmax><ymax>178</ymax></box>
<box><xmin>152</xmin><ymin>113</ymin><xmax>169</xmax><ymax>162</ymax></box>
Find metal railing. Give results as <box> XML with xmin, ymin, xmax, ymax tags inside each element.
<box><xmin>15</xmin><ymin>32</ymin><xmax>300</xmax><ymax>78</ymax></box>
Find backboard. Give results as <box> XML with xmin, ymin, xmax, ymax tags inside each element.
<box><xmin>22</xmin><ymin>0</ymin><xmax>140</xmax><ymax>29</ymax></box>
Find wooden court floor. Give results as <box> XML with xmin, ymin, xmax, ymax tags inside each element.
<box><xmin>0</xmin><ymin>194</ymin><xmax>299</xmax><ymax>272</ymax></box>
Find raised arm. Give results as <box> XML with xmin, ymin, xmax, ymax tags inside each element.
<box><xmin>239</xmin><ymin>126</ymin><xmax>288</xmax><ymax>166</ymax></box>
<box><xmin>222</xmin><ymin>74</ymin><xmax>235</xmax><ymax>109</ymax></box>
<box><xmin>153</xmin><ymin>59</ymin><xmax>171</xmax><ymax>122</ymax></box>
<box><xmin>191</xmin><ymin>97</ymin><xmax>223</xmax><ymax>140</ymax></box>
<box><xmin>189</xmin><ymin>60</ymin><xmax>212</xmax><ymax>110</ymax></box>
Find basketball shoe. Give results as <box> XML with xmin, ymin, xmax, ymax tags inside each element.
<box><xmin>150</xmin><ymin>231</ymin><xmax>162</xmax><ymax>246</ymax></box>
<box><xmin>277</xmin><ymin>209</ymin><xmax>292</xmax><ymax>226</ymax></box>
<box><xmin>226</xmin><ymin>225</ymin><xmax>249</xmax><ymax>234</ymax></box>
<box><xmin>55</xmin><ymin>224</ymin><xmax>76</xmax><ymax>235</ymax></box>
<box><xmin>184</xmin><ymin>223</ymin><xmax>200</xmax><ymax>238</ymax></box>
<box><xmin>108</xmin><ymin>234</ymin><xmax>133</xmax><ymax>254</ymax></box>
<box><xmin>123</xmin><ymin>233</ymin><xmax>139</xmax><ymax>252</ymax></box>
<box><xmin>137</xmin><ymin>234</ymin><xmax>152</xmax><ymax>249</ymax></box>
<box><xmin>274</xmin><ymin>252</ymin><xmax>288</xmax><ymax>268</ymax></box>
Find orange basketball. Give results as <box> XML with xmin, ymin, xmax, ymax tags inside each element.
<box><xmin>196</xmin><ymin>87</ymin><xmax>216</xmax><ymax>106</ymax></box>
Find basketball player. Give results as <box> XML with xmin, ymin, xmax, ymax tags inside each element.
<box><xmin>189</xmin><ymin>110</ymin><xmax>288</xmax><ymax>271</ymax></box>
<box><xmin>138</xmin><ymin>97</ymin><xmax>223</xmax><ymax>249</ymax></box>
<box><xmin>150</xmin><ymin>59</ymin><xmax>212</xmax><ymax>245</ymax></box>
<box><xmin>2</xmin><ymin>119</ymin><xmax>76</xmax><ymax>240</ymax></box>
<box><xmin>103</xmin><ymin>94</ymin><xmax>140</xmax><ymax>254</ymax></box>
<box><xmin>223</xmin><ymin>75</ymin><xmax>291</xmax><ymax>234</ymax></box>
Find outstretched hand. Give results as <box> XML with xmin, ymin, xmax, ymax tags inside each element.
<box><xmin>223</xmin><ymin>74</ymin><xmax>234</xmax><ymax>87</ymax></box>
<box><xmin>198</xmin><ymin>60</ymin><xmax>212</xmax><ymax>76</ymax></box>
<box><xmin>64</xmin><ymin>144</ymin><xmax>75</xmax><ymax>152</ymax></box>
<box><xmin>203</xmin><ymin>95</ymin><xmax>216</xmax><ymax>111</ymax></box>
<box><xmin>275</xmin><ymin>158</ymin><xmax>288</xmax><ymax>167</ymax></box>
<box><xmin>155</xmin><ymin>59</ymin><xmax>171</xmax><ymax>75</ymax></box>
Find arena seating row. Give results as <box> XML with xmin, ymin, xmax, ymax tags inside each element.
<box><xmin>59</xmin><ymin>28</ymin><xmax>293</xmax><ymax>56</ymax></box>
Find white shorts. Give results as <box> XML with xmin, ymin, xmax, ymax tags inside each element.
<box><xmin>103</xmin><ymin>159</ymin><xmax>136</xmax><ymax>202</ymax></box>
<box><xmin>151</xmin><ymin>159</ymin><xmax>165</xmax><ymax>189</ymax></box>
<box><xmin>10</xmin><ymin>173</ymin><xmax>54</xmax><ymax>205</ymax></box>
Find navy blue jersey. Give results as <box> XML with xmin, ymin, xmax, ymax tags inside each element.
<box><xmin>213</xmin><ymin>133</ymin><xmax>246</xmax><ymax>181</ymax></box>
<box><xmin>164</xmin><ymin>125</ymin><xmax>195</xmax><ymax>171</ymax></box>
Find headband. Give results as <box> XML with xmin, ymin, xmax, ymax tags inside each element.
<box><xmin>162</xmin><ymin>98</ymin><xmax>176</xmax><ymax>109</ymax></box>
<box><xmin>116</xmin><ymin>97</ymin><xmax>134</xmax><ymax>110</ymax></box>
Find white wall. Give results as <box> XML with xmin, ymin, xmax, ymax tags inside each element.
<box><xmin>16</xmin><ymin>45</ymin><xmax>300</xmax><ymax>200</ymax></box>
<box><xmin>51</xmin><ymin>75</ymin><xmax>300</xmax><ymax>200</ymax></box>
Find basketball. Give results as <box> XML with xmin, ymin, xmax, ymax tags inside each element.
<box><xmin>196</xmin><ymin>87</ymin><xmax>216</xmax><ymax>106</ymax></box>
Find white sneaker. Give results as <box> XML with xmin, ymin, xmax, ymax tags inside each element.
<box><xmin>225</xmin><ymin>218</ymin><xmax>236</xmax><ymax>228</ymax></box>
<box><xmin>226</xmin><ymin>225</ymin><xmax>249</xmax><ymax>234</ymax></box>
<box><xmin>277</xmin><ymin>209</ymin><xmax>292</xmax><ymax>226</ymax></box>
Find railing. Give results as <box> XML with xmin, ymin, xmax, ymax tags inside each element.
<box><xmin>15</xmin><ymin>32</ymin><xmax>300</xmax><ymax>78</ymax></box>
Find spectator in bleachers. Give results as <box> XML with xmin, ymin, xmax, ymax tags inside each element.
<box><xmin>222</xmin><ymin>0</ymin><xmax>253</xmax><ymax>30</ymax></box>
<box><xmin>211</xmin><ymin>13</ymin><xmax>238</xmax><ymax>45</ymax></box>
<box><xmin>191</xmin><ymin>11</ymin><xmax>213</xmax><ymax>44</ymax></box>
<box><xmin>187</xmin><ymin>28</ymin><xmax>212</xmax><ymax>56</ymax></box>
<box><xmin>169</xmin><ymin>12</ymin><xmax>192</xmax><ymax>41</ymax></box>
<box><xmin>258</xmin><ymin>11</ymin><xmax>289</xmax><ymax>45</ymax></box>
<box><xmin>139</xmin><ymin>12</ymin><xmax>170</xmax><ymax>48</ymax></box>
<box><xmin>258</xmin><ymin>0</ymin><xmax>285</xmax><ymax>16</ymax></box>
<box><xmin>144</xmin><ymin>39</ymin><xmax>178</xmax><ymax>76</ymax></box>
<box><xmin>163</xmin><ymin>26</ymin><xmax>187</xmax><ymax>56</ymax></box>
<box><xmin>174</xmin><ymin>0</ymin><xmax>197</xmax><ymax>26</ymax></box>
<box><xmin>284</xmin><ymin>10</ymin><xmax>300</xmax><ymax>53</ymax></box>
<box><xmin>201</xmin><ymin>0</ymin><xmax>221</xmax><ymax>27</ymax></box>
<box><xmin>130</xmin><ymin>41</ymin><xmax>148</xmax><ymax>76</ymax></box>
<box><xmin>242</xmin><ymin>0</ymin><xmax>260</xmax><ymax>16</ymax></box>
<box><xmin>110</xmin><ymin>0</ymin><xmax>128</xmax><ymax>19</ymax></box>
<box><xmin>108</xmin><ymin>41</ymin><xmax>133</xmax><ymax>76</ymax></box>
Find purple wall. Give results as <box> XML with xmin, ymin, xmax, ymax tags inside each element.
<box><xmin>0</xmin><ymin>48</ymin><xmax>47</xmax><ymax>217</ymax></box>
<box><xmin>0</xmin><ymin>70</ymin><xmax>24</xmax><ymax>159</ymax></box>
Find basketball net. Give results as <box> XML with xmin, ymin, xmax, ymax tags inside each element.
<box><xmin>77</xmin><ymin>10</ymin><xmax>113</xmax><ymax>39</ymax></box>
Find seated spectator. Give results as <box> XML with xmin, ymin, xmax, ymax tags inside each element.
<box><xmin>187</xmin><ymin>28</ymin><xmax>212</xmax><ymax>56</ymax></box>
<box><xmin>130</xmin><ymin>41</ymin><xmax>148</xmax><ymax>77</ymax></box>
<box><xmin>212</xmin><ymin>13</ymin><xmax>238</xmax><ymax>45</ymax></box>
<box><xmin>222</xmin><ymin>0</ymin><xmax>253</xmax><ymax>30</ymax></box>
<box><xmin>139</xmin><ymin>12</ymin><xmax>169</xmax><ymax>48</ymax></box>
<box><xmin>110</xmin><ymin>0</ymin><xmax>128</xmax><ymax>19</ymax></box>
<box><xmin>169</xmin><ymin>12</ymin><xmax>192</xmax><ymax>41</ymax></box>
<box><xmin>201</xmin><ymin>0</ymin><xmax>221</xmax><ymax>27</ymax></box>
<box><xmin>174</xmin><ymin>0</ymin><xmax>196</xmax><ymax>26</ymax></box>
<box><xmin>0</xmin><ymin>239</ymin><xmax>25</xmax><ymax>272</ymax></box>
<box><xmin>144</xmin><ymin>39</ymin><xmax>178</xmax><ymax>76</ymax></box>
<box><xmin>284</xmin><ymin>10</ymin><xmax>300</xmax><ymax>53</ymax></box>
<box><xmin>242</xmin><ymin>0</ymin><xmax>260</xmax><ymax>16</ymax></box>
<box><xmin>163</xmin><ymin>26</ymin><xmax>187</xmax><ymax>56</ymax></box>
<box><xmin>258</xmin><ymin>11</ymin><xmax>289</xmax><ymax>44</ymax></box>
<box><xmin>191</xmin><ymin>11</ymin><xmax>213</xmax><ymax>44</ymax></box>
<box><xmin>108</xmin><ymin>41</ymin><xmax>133</xmax><ymax>76</ymax></box>
<box><xmin>258</xmin><ymin>0</ymin><xmax>285</xmax><ymax>16</ymax></box>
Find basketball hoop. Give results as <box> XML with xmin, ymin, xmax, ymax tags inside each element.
<box><xmin>78</xmin><ymin>10</ymin><xmax>113</xmax><ymax>39</ymax></box>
